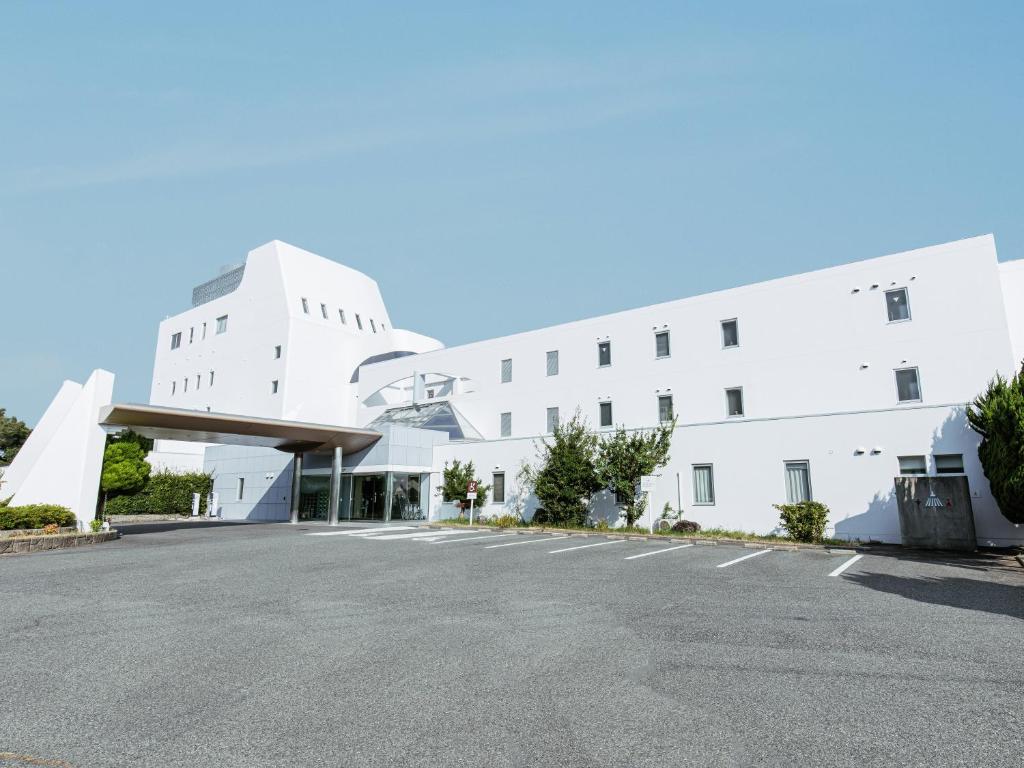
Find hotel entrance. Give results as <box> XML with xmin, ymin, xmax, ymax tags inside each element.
<box><xmin>300</xmin><ymin>471</ymin><xmax>428</xmax><ymax>522</ymax></box>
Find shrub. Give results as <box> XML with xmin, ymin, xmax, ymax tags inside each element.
<box><xmin>104</xmin><ymin>471</ymin><xmax>214</xmax><ymax>516</ymax></box>
<box><xmin>966</xmin><ymin>367</ymin><xmax>1024</xmax><ymax>524</ymax></box>
<box><xmin>0</xmin><ymin>504</ymin><xmax>76</xmax><ymax>530</ymax></box>
<box><xmin>103</xmin><ymin>494</ymin><xmax>151</xmax><ymax>516</ymax></box>
<box><xmin>42</xmin><ymin>523</ymin><xmax>59</xmax><ymax>535</ymax></box>
<box><xmin>671</xmin><ymin>519</ymin><xmax>701</xmax><ymax>533</ymax></box>
<box><xmin>89</xmin><ymin>519</ymin><xmax>104</xmax><ymax>532</ymax></box>
<box><xmin>774</xmin><ymin>501</ymin><xmax>830</xmax><ymax>543</ymax></box>
<box><xmin>522</xmin><ymin>411</ymin><xmax>602</xmax><ymax>528</ymax></box>
<box><xmin>491</xmin><ymin>513</ymin><xmax>522</xmax><ymax>528</ymax></box>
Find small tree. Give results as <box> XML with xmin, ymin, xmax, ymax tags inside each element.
<box><xmin>442</xmin><ymin>459</ymin><xmax>490</xmax><ymax>512</ymax></box>
<box><xmin>774</xmin><ymin>501</ymin><xmax>829</xmax><ymax>543</ymax></box>
<box><xmin>100</xmin><ymin>442</ymin><xmax>151</xmax><ymax>497</ymax></box>
<box><xmin>521</xmin><ymin>410</ymin><xmax>602</xmax><ymax>527</ymax></box>
<box><xmin>967</xmin><ymin>366</ymin><xmax>1024</xmax><ymax>524</ymax></box>
<box><xmin>597</xmin><ymin>419</ymin><xmax>675</xmax><ymax>526</ymax></box>
<box><xmin>0</xmin><ymin>408</ymin><xmax>31</xmax><ymax>465</ymax></box>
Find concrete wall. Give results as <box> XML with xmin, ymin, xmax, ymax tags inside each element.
<box><xmin>204</xmin><ymin>445</ymin><xmax>293</xmax><ymax>521</ymax></box>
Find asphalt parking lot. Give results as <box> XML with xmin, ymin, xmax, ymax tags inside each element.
<box><xmin>2</xmin><ymin>522</ymin><xmax>1022</xmax><ymax>768</ymax></box>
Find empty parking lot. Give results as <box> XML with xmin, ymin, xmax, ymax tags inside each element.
<box><xmin>2</xmin><ymin>522</ymin><xmax>1021</xmax><ymax>767</ymax></box>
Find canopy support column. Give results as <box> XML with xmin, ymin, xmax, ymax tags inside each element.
<box><xmin>289</xmin><ymin>452</ymin><xmax>303</xmax><ymax>524</ymax></box>
<box><xmin>327</xmin><ymin>446</ymin><xmax>343</xmax><ymax>526</ymax></box>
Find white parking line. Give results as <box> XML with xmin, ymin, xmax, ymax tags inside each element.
<box><xmin>624</xmin><ymin>543</ymin><xmax>694</xmax><ymax>560</ymax></box>
<box><xmin>485</xmin><ymin>536</ymin><xmax>565</xmax><ymax>549</ymax></box>
<box><xmin>828</xmin><ymin>553</ymin><xmax>864</xmax><ymax>577</ymax></box>
<box><xmin>367</xmin><ymin>529</ymin><xmax>472</xmax><ymax>541</ymax></box>
<box><xmin>548</xmin><ymin>540</ymin><xmax>625</xmax><ymax>554</ymax></box>
<box><xmin>716</xmin><ymin>548</ymin><xmax>772</xmax><ymax>568</ymax></box>
<box><xmin>306</xmin><ymin>526</ymin><xmax>417</xmax><ymax>537</ymax></box>
<box><xmin>431</xmin><ymin>533</ymin><xmax>516</xmax><ymax>544</ymax></box>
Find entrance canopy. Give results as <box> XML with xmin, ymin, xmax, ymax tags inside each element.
<box><xmin>98</xmin><ymin>403</ymin><xmax>382</xmax><ymax>454</ymax></box>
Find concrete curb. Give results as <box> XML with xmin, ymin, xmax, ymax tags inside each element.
<box><xmin>0</xmin><ymin>530</ymin><xmax>119</xmax><ymax>555</ymax></box>
<box><xmin>1016</xmin><ymin>554</ymin><xmax>1024</xmax><ymax>569</ymax></box>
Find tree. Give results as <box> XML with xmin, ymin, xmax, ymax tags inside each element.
<box><xmin>596</xmin><ymin>419</ymin><xmax>675</xmax><ymax>526</ymax></box>
<box><xmin>966</xmin><ymin>366</ymin><xmax>1024</xmax><ymax>524</ymax></box>
<box><xmin>0</xmin><ymin>409</ymin><xmax>31</xmax><ymax>465</ymax></box>
<box><xmin>106</xmin><ymin>429</ymin><xmax>154</xmax><ymax>452</ymax></box>
<box><xmin>100</xmin><ymin>441</ymin><xmax>151</xmax><ymax>496</ymax></box>
<box><xmin>520</xmin><ymin>410</ymin><xmax>602</xmax><ymax>527</ymax></box>
<box><xmin>442</xmin><ymin>459</ymin><xmax>490</xmax><ymax>512</ymax></box>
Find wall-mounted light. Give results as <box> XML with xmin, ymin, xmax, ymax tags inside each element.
<box><xmin>860</xmin><ymin>363</ymin><xmax>870</xmax><ymax>370</ymax></box>
<box><xmin>854</xmin><ymin>447</ymin><xmax>866</xmax><ymax>455</ymax></box>
<box><xmin>851</xmin><ymin>287</ymin><xmax>860</xmax><ymax>294</ymax></box>
<box><xmin>871</xmin><ymin>446</ymin><xmax>883</xmax><ymax>455</ymax></box>
<box><xmin>870</xmin><ymin>283</ymin><xmax>879</xmax><ymax>290</ymax></box>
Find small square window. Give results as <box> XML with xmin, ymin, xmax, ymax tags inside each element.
<box><xmin>655</xmin><ymin>331</ymin><xmax>670</xmax><ymax>358</ymax></box>
<box><xmin>895</xmin><ymin>368</ymin><xmax>921</xmax><ymax>403</ymax></box>
<box><xmin>546</xmin><ymin>407</ymin><xmax>559</xmax><ymax>433</ymax></box>
<box><xmin>216</xmin><ymin>315</ymin><xmax>228</xmax><ymax>334</ymax></box>
<box><xmin>370</xmin><ymin>319</ymin><xmax>377</xmax><ymax>333</ymax></box>
<box><xmin>934</xmin><ymin>454</ymin><xmax>964</xmax><ymax>474</ymax></box>
<box><xmin>301</xmin><ymin>298</ymin><xmax>309</xmax><ymax>314</ymax></box>
<box><xmin>274</xmin><ymin>345</ymin><xmax>282</xmax><ymax>359</ymax></box>
<box><xmin>271</xmin><ymin>380</ymin><xmax>279</xmax><ymax>394</ymax></box>
<box><xmin>886</xmin><ymin>288</ymin><xmax>911</xmax><ymax>322</ymax></box>
<box><xmin>546</xmin><ymin>350</ymin><xmax>559</xmax><ymax>377</ymax></box>
<box><xmin>722</xmin><ymin>319</ymin><xmax>739</xmax><ymax>348</ymax></box>
<box><xmin>170</xmin><ymin>332</ymin><xmax>181</xmax><ymax>350</ymax></box>
<box><xmin>898</xmin><ymin>455</ymin><xmax>927</xmax><ymax>475</ymax></box>
<box><xmin>726</xmin><ymin>387</ymin><xmax>744</xmax><ymax>417</ymax></box>
<box><xmin>658</xmin><ymin>395</ymin><xmax>673</xmax><ymax>423</ymax></box>
<box><xmin>615</xmin><ymin>488</ymin><xmax>630</xmax><ymax>505</ymax></box>
<box><xmin>599</xmin><ymin>401</ymin><xmax>613</xmax><ymax>427</ymax></box>
<box><xmin>500</xmin><ymin>412</ymin><xmax>512</xmax><ymax>438</ymax></box>
<box><xmin>339</xmin><ymin>308</ymin><xmax>347</xmax><ymax>324</ymax></box>
<box><xmin>355</xmin><ymin>314</ymin><xmax>363</xmax><ymax>330</ymax></box>
<box><xmin>692</xmin><ymin>464</ymin><xmax>715</xmax><ymax>505</ymax></box>
<box><xmin>492</xmin><ymin>472</ymin><xmax>505</xmax><ymax>504</ymax></box>
<box><xmin>598</xmin><ymin>341</ymin><xmax>612</xmax><ymax>367</ymax></box>
<box><xmin>320</xmin><ymin>303</ymin><xmax>328</xmax><ymax>319</ymax></box>
<box><xmin>501</xmin><ymin>358</ymin><xmax>512</xmax><ymax>383</ymax></box>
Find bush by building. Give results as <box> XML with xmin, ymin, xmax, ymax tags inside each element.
<box><xmin>0</xmin><ymin>504</ymin><xmax>76</xmax><ymax>530</ymax></box>
<box><xmin>103</xmin><ymin>471</ymin><xmax>214</xmax><ymax>516</ymax></box>
<box><xmin>774</xmin><ymin>501</ymin><xmax>830</xmax><ymax>543</ymax></box>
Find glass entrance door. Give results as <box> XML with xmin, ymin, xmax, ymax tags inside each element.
<box><xmin>298</xmin><ymin>475</ymin><xmax>330</xmax><ymax>522</ymax></box>
<box><xmin>351</xmin><ymin>474</ymin><xmax>387</xmax><ymax>521</ymax></box>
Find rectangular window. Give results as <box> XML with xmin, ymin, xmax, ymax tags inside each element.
<box><xmin>599</xmin><ymin>401</ymin><xmax>613</xmax><ymax>427</ymax></box>
<box><xmin>501</xmin><ymin>358</ymin><xmax>512</xmax><ymax>383</ymax></box>
<box><xmin>271</xmin><ymin>379</ymin><xmax>279</xmax><ymax>394</ymax></box>
<box><xmin>658</xmin><ymin>395</ymin><xmax>673</xmax><ymax>423</ymax></box>
<box><xmin>598</xmin><ymin>341</ymin><xmax>612</xmax><ymax>367</ymax></box>
<box><xmin>196</xmin><ymin>374</ymin><xmax>201</xmax><ymax>390</ymax></box>
<box><xmin>183</xmin><ymin>377</ymin><xmax>188</xmax><ymax>392</ymax></box>
<box><xmin>170</xmin><ymin>332</ymin><xmax>181</xmax><ymax>350</ymax></box>
<box><xmin>784</xmin><ymin>461</ymin><xmax>811</xmax><ymax>503</ymax></box>
<box><xmin>895</xmin><ymin>367</ymin><xmax>922</xmax><ymax>403</ymax></box>
<box><xmin>935</xmin><ymin>454</ymin><xmax>964</xmax><ymax>474</ymax></box>
<box><xmin>209</xmin><ymin>370</ymin><xmax>215</xmax><ymax>387</ymax></box>
<box><xmin>370</xmin><ymin>318</ymin><xmax>377</xmax><ymax>333</ymax></box>
<box><xmin>615</xmin><ymin>488</ymin><xmax>630</xmax><ymax>505</ymax></box>
<box><xmin>722</xmin><ymin>319</ymin><xmax>739</xmax><ymax>348</ymax></box>
<box><xmin>546</xmin><ymin>350</ymin><xmax>559</xmax><ymax>376</ymax></box>
<box><xmin>202</xmin><ymin>322</ymin><xmax>207</xmax><ymax>339</ymax></box>
<box><xmin>236</xmin><ymin>477</ymin><xmax>245</xmax><ymax>501</ymax></box>
<box><xmin>171</xmin><ymin>380</ymin><xmax>176</xmax><ymax>395</ymax></box>
<box><xmin>492</xmin><ymin>473</ymin><xmax>505</xmax><ymax>504</ymax></box>
<box><xmin>500</xmin><ymin>412</ymin><xmax>512</xmax><ymax>438</ymax></box>
<box><xmin>355</xmin><ymin>314</ymin><xmax>363</xmax><ymax>330</ymax></box>
<box><xmin>320</xmin><ymin>303</ymin><xmax>328</xmax><ymax>319</ymax></box>
<box><xmin>339</xmin><ymin>308</ymin><xmax>347</xmax><ymax>324</ymax></box>
<box><xmin>189</xmin><ymin>327</ymin><xmax>194</xmax><ymax>344</ymax></box>
<box><xmin>726</xmin><ymin>387</ymin><xmax>744</xmax><ymax>417</ymax></box>
<box><xmin>886</xmin><ymin>288</ymin><xmax>911</xmax><ymax>322</ymax></box>
<box><xmin>546</xmin><ymin>407</ymin><xmax>559</xmax><ymax>433</ymax></box>
<box><xmin>692</xmin><ymin>464</ymin><xmax>715</xmax><ymax>505</ymax></box>
<box><xmin>655</xmin><ymin>331</ymin><xmax>670</xmax><ymax>358</ymax></box>
<box><xmin>301</xmin><ymin>298</ymin><xmax>309</xmax><ymax>314</ymax></box>
<box><xmin>216</xmin><ymin>315</ymin><xmax>228</xmax><ymax>334</ymax></box>
<box><xmin>274</xmin><ymin>345</ymin><xmax>282</xmax><ymax>359</ymax></box>
<box><xmin>898</xmin><ymin>455</ymin><xmax>927</xmax><ymax>475</ymax></box>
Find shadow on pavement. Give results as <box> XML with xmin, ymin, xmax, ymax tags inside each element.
<box><xmin>115</xmin><ymin>520</ymin><xmax>279</xmax><ymax>535</ymax></box>
<box><xmin>844</xmin><ymin>570</ymin><xmax>1024</xmax><ymax>621</ymax></box>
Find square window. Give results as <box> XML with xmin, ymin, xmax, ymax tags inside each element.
<box><xmin>216</xmin><ymin>315</ymin><xmax>228</xmax><ymax>334</ymax></box>
<box><xmin>784</xmin><ymin>461</ymin><xmax>811</xmax><ymax>503</ymax></box>
<box><xmin>271</xmin><ymin>380</ymin><xmax>279</xmax><ymax>394</ymax></box>
<box><xmin>500</xmin><ymin>412</ymin><xmax>512</xmax><ymax>438</ymax></box>
<box><xmin>692</xmin><ymin>464</ymin><xmax>715</xmax><ymax>505</ymax></box>
<box><xmin>301</xmin><ymin>298</ymin><xmax>309</xmax><ymax>314</ymax></box>
<box><xmin>339</xmin><ymin>308</ymin><xmax>347</xmax><ymax>324</ymax></box>
<box><xmin>492</xmin><ymin>473</ymin><xmax>506</xmax><ymax>504</ymax></box>
<box><xmin>615</xmin><ymin>488</ymin><xmax>630</xmax><ymax>505</ymax></box>
<box><xmin>598</xmin><ymin>341</ymin><xmax>612</xmax><ymax>367</ymax></box>
<box><xmin>355</xmin><ymin>314</ymin><xmax>363</xmax><ymax>330</ymax></box>
<box><xmin>274</xmin><ymin>345</ymin><xmax>282</xmax><ymax>359</ymax></box>
<box><xmin>546</xmin><ymin>407</ymin><xmax>559</xmax><ymax>433</ymax></box>
<box><xmin>320</xmin><ymin>303</ymin><xmax>328</xmax><ymax>319</ymax></box>
<box><xmin>886</xmin><ymin>288</ymin><xmax>911</xmax><ymax>322</ymax></box>
<box><xmin>935</xmin><ymin>454</ymin><xmax>964</xmax><ymax>474</ymax></box>
<box><xmin>722</xmin><ymin>319</ymin><xmax>739</xmax><ymax>348</ymax></box>
<box><xmin>895</xmin><ymin>368</ymin><xmax>921</xmax><ymax>403</ymax></box>
<box><xmin>546</xmin><ymin>350</ymin><xmax>559</xmax><ymax>377</ymax></box>
<box><xmin>170</xmin><ymin>332</ymin><xmax>181</xmax><ymax>350</ymax></box>
<box><xmin>658</xmin><ymin>395</ymin><xmax>673</xmax><ymax>423</ymax></box>
<box><xmin>726</xmin><ymin>387</ymin><xmax>744</xmax><ymax>417</ymax></box>
<box><xmin>501</xmin><ymin>358</ymin><xmax>512</xmax><ymax>383</ymax></box>
<box><xmin>898</xmin><ymin>455</ymin><xmax>927</xmax><ymax>475</ymax></box>
<box><xmin>599</xmin><ymin>401</ymin><xmax>613</xmax><ymax>427</ymax></box>
<box><xmin>655</xmin><ymin>331</ymin><xmax>670</xmax><ymax>358</ymax></box>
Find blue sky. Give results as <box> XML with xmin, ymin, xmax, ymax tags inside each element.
<box><xmin>2</xmin><ymin>2</ymin><xmax>1023</xmax><ymax>425</ymax></box>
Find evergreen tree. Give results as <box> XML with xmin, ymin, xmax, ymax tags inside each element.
<box><xmin>100</xmin><ymin>442</ymin><xmax>151</xmax><ymax>497</ymax></box>
<box><xmin>521</xmin><ymin>410</ymin><xmax>601</xmax><ymax>527</ymax></box>
<box><xmin>597</xmin><ymin>419</ymin><xmax>675</xmax><ymax>526</ymax></box>
<box><xmin>967</xmin><ymin>366</ymin><xmax>1024</xmax><ymax>524</ymax></box>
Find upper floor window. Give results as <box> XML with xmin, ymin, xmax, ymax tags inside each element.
<box><xmin>183</xmin><ymin>377</ymin><xmax>189</xmax><ymax>392</ymax></box>
<box><xmin>216</xmin><ymin>315</ymin><xmax>228</xmax><ymax>334</ymax></box>
<box><xmin>658</xmin><ymin>394</ymin><xmax>673</xmax><ymax>423</ymax></box>
<box><xmin>501</xmin><ymin>358</ymin><xmax>512</xmax><ymax>383</ymax></box>
<box><xmin>370</xmin><ymin>319</ymin><xmax>377</xmax><ymax>333</ymax></box>
<box><xmin>598</xmin><ymin>341</ymin><xmax>612</xmax><ymax>367</ymax></box>
<box><xmin>886</xmin><ymin>288</ymin><xmax>911</xmax><ymax>322</ymax></box>
<box><xmin>935</xmin><ymin>454</ymin><xmax>964</xmax><ymax>474</ymax></box>
<box><xmin>209</xmin><ymin>370</ymin><xmax>215</xmax><ymax>387</ymax></box>
<box><xmin>202</xmin><ymin>322</ymin><xmax>207</xmax><ymax>340</ymax></box>
<box><xmin>546</xmin><ymin>350</ymin><xmax>559</xmax><ymax>376</ymax></box>
<box><xmin>599</xmin><ymin>401</ymin><xmax>613</xmax><ymax>428</ymax></box>
<box><xmin>196</xmin><ymin>374</ymin><xmax>201</xmax><ymax>390</ymax></box>
<box><xmin>726</xmin><ymin>387</ymin><xmax>744</xmax><ymax>417</ymax></box>
<box><xmin>271</xmin><ymin>379</ymin><xmax>279</xmax><ymax>394</ymax></box>
<box><xmin>655</xmin><ymin>331</ymin><xmax>670</xmax><ymax>358</ymax></box>
<box><xmin>274</xmin><ymin>345</ymin><xmax>282</xmax><ymax>359</ymax></box>
<box><xmin>722</xmin><ymin>319</ymin><xmax>739</xmax><ymax>348</ymax></box>
<box><xmin>189</xmin><ymin>327</ymin><xmax>195</xmax><ymax>344</ymax></box>
<box><xmin>171</xmin><ymin>380</ymin><xmax>176</xmax><ymax>395</ymax></box>
<box><xmin>898</xmin><ymin>455</ymin><xmax>927</xmax><ymax>475</ymax></box>
<box><xmin>170</xmin><ymin>332</ymin><xmax>182</xmax><ymax>350</ymax></box>
<box><xmin>339</xmin><ymin>308</ymin><xmax>347</xmax><ymax>324</ymax></box>
<box><xmin>895</xmin><ymin>367</ymin><xmax>921</xmax><ymax>403</ymax></box>
<box><xmin>355</xmin><ymin>314</ymin><xmax>363</xmax><ymax>330</ymax></box>
<box><xmin>301</xmin><ymin>298</ymin><xmax>309</xmax><ymax>314</ymax></box>
<box><xmin>320</xmin><ymin>303</ymin><xmax>328</xmax><ymax>319</ymax></box>
<box><xmin>500</xmin><ymin>411</ymin><xmax>512</xmax><ymax>437</ymax></box>
<box><xmin>546</xmin><ymin>407</ymin><xmax>560</xmax><ymax>433</ymax></box>
<box><xmin>492</xmin><ymin>472</ymin><xmax>506</xmax><ymax>504</ymax></box>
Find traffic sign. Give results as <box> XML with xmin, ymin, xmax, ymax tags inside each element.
<box><xmin>466</xmin><ymin>480</ymin><xmax>478</xmax><ymax>500</ymax></box>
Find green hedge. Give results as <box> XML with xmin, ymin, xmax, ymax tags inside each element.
<box><xmin>774</xmin><ymin>500</ymin><xmax>830</xmax><ymax>543</ymax></box>
<box><xmin>0</xmin><ymin>504</ymin><xmax>76</xmax><ymax>530</ymax></box>
<box><xmin>104</xmin><ymin>471</ymin><xmax>214</xmax><ymax>516</ymax></box>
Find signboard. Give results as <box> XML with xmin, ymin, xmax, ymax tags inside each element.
<box><xmin>639</xmin><ymin>475</ymin><xmax>657</xmax><ymax>493</ymax></box>
<box><xmin>466</xmin><ymin>480</ymin><xmax>478</xmax><ymax>501</ymax></box>
<box><xmin>191</xmin><ymin>493</ymin><xmax>201</xmax><ymax>517</ymax></box>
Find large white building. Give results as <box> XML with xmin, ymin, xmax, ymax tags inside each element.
<box><xmin>145</xmin><ymin>235</ymin><xmax>1024</xmax><ymax>547</ymax></box>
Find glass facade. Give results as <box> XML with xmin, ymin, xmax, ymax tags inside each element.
<box><xmin>301</xmin><ymin>471</ymin><xmax>428</xmax><ymax>522</ymax></box>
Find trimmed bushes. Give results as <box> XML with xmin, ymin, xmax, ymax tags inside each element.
<box><xmin>774</xmin><ymin>501</ymin><xmax>830</xmax><ymax>543</ymax></box>
<box><xmin>0</xmin><ymin>504</ymin><xmax>76</xmax><ymax>531</ymax></box>
<box><xmin>104</xmin><ymin>471</ymin><xmax>213</xmax><ymax>516</ymax></box>
<box><xmin>671</xmin><ymin>519</ymin><xmax>701</xmax><ymax>533</ymax></box>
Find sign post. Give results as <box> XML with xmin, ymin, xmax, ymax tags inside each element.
<box><xmin>466</xmin><ymin>480</ymin><xmax>478</xmax><ymax>525</ymax></box>
<box><xmin>640</xmin><ymin>475</ymin><xmax>657</xmax><ymax>533</ymax></box>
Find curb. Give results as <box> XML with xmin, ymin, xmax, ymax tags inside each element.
<box><xmin>0</xmin><ymin>530</ymin><xmax>119</xmax><ymax>555</ymax></box>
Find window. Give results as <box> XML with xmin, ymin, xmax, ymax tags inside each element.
<box><xmin>501</xmin><ymin>358</ymin><xmax>512</xmax><ymax>383</ymax></box>
<box><xmin>170</xmin><ymin>332</ymin><xmax>181</xmax><ymax>350</ymax></box>
<box><xmin>271</xmin><ymin>380</ymin><xmax>279</xmax><ymax>394</ymax></box>
<box><xmin>216</xmin><ymin>315</ymin><xmax>228</xmax><ymax>334</ymax></box>
<box><xmin>692</xmin><ymin>464</ymin><xmax>715</xmax><ymax>505</ymax></box>
<box><xmin>599</xmin><ymin>401</ymin><xmax>613</xmax><ymax>427</ymax></box>
<box><xmin>189</xmin><ymin>327</ymin><xmax>194</xmax><ymax>344</ymax></box>
<box><xmin>784</xmin><ymin>461</ymin><xmax>812</xmax><ymax>503</ymax></box>
<box><xmin>320</xmin><ymin>303</ymin><xmax>328</xmax><ymax>319</ymax></box>
<box><xmin>209</xmin><ymin>370</ymin><xmax>215</xmax><ymax>387</ymax></box>
<box><xmin>546</xmin><ymin>350</ymin><xmax>559</xmax><ymax>376</ymax></box>
<box><xmin>274</xmin><ymin>345</ymin><xmax>282</xmax><ymax>359</ymax></box>
<box><xmin>370</xmin><ymin>318</ymin><xmax>377</xmax><ymax>333</ymax></box>
<box><xmin>183</xmin><ymin>377</ymin><xmax>188</xmax><ymax>392</ymax></box>
<box><xmin>726</xmin><ymin>387</ymin><xmax>744</xmax><ymax>417</ymax></box>
<box><xmin>339</xmin><ymin>308</ymin><xmax>347</xmax><ymax>324</ymax></box>
<box><xmin>355</xmin><ymin>314</ymin><xmax>363</xmax><ymax>330</ymax></box>
<box><xmin>236</xmin><ymin>477</ymin><xmax>245</xmax><ymax>501</ymax></box>
<box><xmin>500</xmin><ymin>412</ymin><xmax>512</xmax><ymax>438</ymax></box>
<box><xmin>655</xmin><ymin>331</ymin><xmax>670</xmax><ymax>358</ymax></box>
<box><xmin>935</xmin><ymin>454</ymin><xmax>964</xmax><ymax>474</ymax></box>
<box><xmin>171</xmin><ymin>380</ymin><xmax>176</xmax><ymax>395</ymax></box>
<box><xmin>897</xmin><ymin>455</ymin><xmax>927</xmax><ymax>475</ymax></box>
<box><xmin>202</xmin><ymin>322</ymin><xmax>207</xmax><ymax>339</ymax></box>
<box><xmin>615</xmin><ymin>488</ymin><xmax>630</xmax><ymax>504</ymax></box>
<box><xmin>598</xmin><ymin>341</ymin><xmax>612</xmax><ymax>367</ymax></box>
<box><xmin>546</xmin><ymin>407</ymin><xmax>559</xmax><ymax>433</ymax></box>
<box><xmin>886</xmin><ymin>288</ymin><xmax>911</xmax><ymax>322</ymax></box>
<box><xmin>722</xmin><ymin>319</ymin><xmax>739</xmax><ymax>348</ymax></box>
<box><xmin>895</xmin><ymin>367</ymin><xmax>922</xmax><ymax>403</ymax></box>
<box><xmin>492</xmin><ymin>473</ymin><xmax>505</xmax><ymax>504</ymax></box>
<box><xmin>301</xmin><ymin>298</ymin><xmax>309</xmax><ymax>314</ymax></box>
<box><xmin>196</xmin><ymin>374</ymin><xmax>201</xmax><ymax>390</ymax></box>
<box><xmin>658</xmin><ymin>395</ymin><xmax>673</xmax><ymax>423</ymax></box>
<box><xmin>426</xmin><ymin>388</ymin><xmax>435</xmax><ymax>399</ymax></box>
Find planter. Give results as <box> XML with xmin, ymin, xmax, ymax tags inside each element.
<box><xmin>0</xmin><ymin>531</ymin><xmax>119</xmax><ymax>555</ymax></box>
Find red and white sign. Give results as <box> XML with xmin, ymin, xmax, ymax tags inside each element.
<box><xmin>466</xmin><ymin>480</ymin><xmax>478</xmax><ymax>500</ymax></box>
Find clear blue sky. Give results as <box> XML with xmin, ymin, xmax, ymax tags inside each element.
<box><xmin>3</xmin><ymin>2</ymin><xmax>1023</xmax><ymax>425</ymax></box>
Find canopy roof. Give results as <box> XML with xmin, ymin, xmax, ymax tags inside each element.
<box><xmin>367</xmin><ymin>401</ymin><xmax>482</xmax><ymax>441</ymax></box>
<box><xmin>98</xmin><ymin>404</ymin><xmax>382</xmax><ymax>454</ymax></box>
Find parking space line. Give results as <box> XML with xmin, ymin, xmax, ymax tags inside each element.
<box><xmin>306</xmin><ymin>526</ymin><xmax>417</xmax><ymax>537</ymax></box>
<box><xmin>485</xmin><ymin>536</ymin><xmax>565</xmax><ymax>549</ymax></box>
<box><xmin>624</xmin><ymin>543</ymin><xmax>694</xmax><ymax>560</ymax></box>
<box><xmin>431</xmin><ymin>533</ymin><xmax>515</xmax><ymax>544</ymax></box>
<box><xmin>548</xmin><ymin>540</ymin><xmax>626</xmax><ymax>554</ymax></box>
<box><xmin>828</xmin><ymin>553</ymin><xmax>864</xmax><ymax>577</ymax></box>
<box><xmin>367</xmin><ymin>529</ymin><xmax>471</xmax><ymax>541</ymax></box>
<box><xmin>716</xmin><ymin>549</ymin><xmax>772</xmax><ymax>568</ymax></box>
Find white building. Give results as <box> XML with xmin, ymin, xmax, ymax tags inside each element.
<box><xmin>145</xmin><ymin>234</ymin><xmax>1024</xmax><ymax>547</ymax></box>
